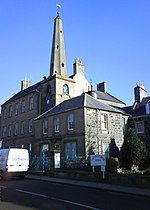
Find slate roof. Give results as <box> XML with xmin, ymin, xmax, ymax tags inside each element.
<box><xmin>2</xmin><ymin>80</ymin><xmax>43</xmax><ymax>106</ymax></box>
<box><xmin>122</xmin><ymin>96</ymin><xmax>150</xmax><ymax>117</ymax></box>
<box><xmin>132</xmin><ymin>106</ymin><xmax>146</xmax><ymax>117</ymax></box>
<box><xmin>96</xmin><ymin>91</ymin><xmax>125</xmax><ymax>105</ymax></box>
<box><xmin>35</xmin><ymin>93</ymin><xmax>127</xmax><ymax>120</ymax></box>
<box><xmin>121</xmin><ymin>106</ymin><xmax>133</xmax><ymax>115</ymax></box>
<box><xmin>123</xmin><ymin>105</ymin><xmax>146</xmax><ymax>117</ymax></box>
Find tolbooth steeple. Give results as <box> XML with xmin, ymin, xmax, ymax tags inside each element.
<box><xmin>50</xmin><ymin>10</ymin><xmax>67</xmax><ymax>77</ymax></box>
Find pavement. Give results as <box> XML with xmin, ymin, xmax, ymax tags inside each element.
<box><xmin>26</xmin><ymin>174</ymin><xmax>150</xmax><ymax>197</ymax></box>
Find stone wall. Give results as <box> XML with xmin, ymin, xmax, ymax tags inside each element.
<box><xmin>84</xmin><ymin>108</ymin><xmax>126</xmax><ymax>160</ymax></box>
<box><xmin>128</xmin><ymin>116</ymin><xmax>150</xmax><ymax>160</ymax></box>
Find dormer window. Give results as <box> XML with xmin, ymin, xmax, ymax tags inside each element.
<box><xmin>63</xmin><ymin>84</ymin><xmax>69</xmax><ymax>94</ymax></box>
<box><xmin>145</xmin><ymin>100</ymin><xmax>150</xmax><ymax>114</ymax></box>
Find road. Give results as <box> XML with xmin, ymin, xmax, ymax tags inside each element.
<box><xmin>0</xmin><ymin>178</ymin><xmax>150</xmax><ymax>210</ymax></box>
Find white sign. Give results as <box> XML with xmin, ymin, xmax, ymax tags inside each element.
<box><xmin>54</xmin><ymin>153</ymin><xmax>60</xmax><ymax>168</ymax></box>
<box><xmin>90</xmin><ymin>155</ymin><xmax>106</xmax><ymax>166</ymax></box>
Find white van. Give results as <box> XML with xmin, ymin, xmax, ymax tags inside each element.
<box><xmin>0</xmin><ymin>148</ymin><xmax>29</xmax><ymax>180</ymax></box>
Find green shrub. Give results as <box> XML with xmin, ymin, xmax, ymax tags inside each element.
<box><xmin>120</xmin><ymin>128</ymin><xmax>146</xmax><ymax>169</ymax></box>
<box><xmin>106</xmin><ymin>157</ymin><xmax>119</xmax><ymax>173</ymax></box>
<box><xmin>143</xmin><ymin>168</ymin><xmax>150</xmax><ymax>175</ymax></box>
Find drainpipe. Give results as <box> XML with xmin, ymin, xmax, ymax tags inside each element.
<box><xmin>96</xmin><ymin>109</ymin><xmax>100</xmax><ymax>154</ymax></box>
<box><xmin>36</xmin><ymin>89</ymin><xmax>42</xmax><ymax>115</ymax></box>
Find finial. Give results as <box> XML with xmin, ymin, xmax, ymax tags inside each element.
<box><xmin>56</xmin><ymin>4</ymin><xmax>61</xmax><ymax>16</ymax></box>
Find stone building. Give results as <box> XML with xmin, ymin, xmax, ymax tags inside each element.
<box><xmin>35</xmin><ymin>93</ymin><xmax>128</xmax><ymax>168</ymax></box>
<box><xmin>0</xmin><ymin>12</ymin><xmax>90</xmax><ymax>154</ymax></box>
<box><xmin>123</xmin><ymin>83</ymin><xmax>150</xmax><ymax>162</ymax></box>
<box><xmin>0</xmin><ymin>11</ymin><xmax>128</xmax><ymax>169</ymax></box>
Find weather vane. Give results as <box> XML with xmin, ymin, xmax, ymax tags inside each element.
<box><xmin>56</xmin><ymin>4</ymin><xmax>61</xmax><ymax>15</ymax></box>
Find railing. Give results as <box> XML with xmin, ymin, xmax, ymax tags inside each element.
<box><xmin>29</xmin><ymin>157</ymin><xmax>51</xmax><ymax>172</ymax></box>
<box><xmin>29</xmin><ymin>156</ymin><xmax>87</xmax><ymax>172</ymax></box>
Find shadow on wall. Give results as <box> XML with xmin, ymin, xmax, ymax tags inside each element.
<box><xmin>109</xmin><ymin>138</ymin><xmax>120</xmax><ymax>158</ymax></box>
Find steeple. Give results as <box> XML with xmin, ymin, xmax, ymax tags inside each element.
<box><xmin>50</xmin><ymin>9</ymin><xmax>67</xmax><ymax>77</ymax></box>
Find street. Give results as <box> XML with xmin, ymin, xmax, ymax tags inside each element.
<box><xmin>0</xmin><ymin>178</ymin><xmax>150</xmax><ymax>210</ymax></box>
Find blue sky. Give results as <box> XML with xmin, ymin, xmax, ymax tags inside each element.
<box><xmin>0</xmin><ymin>0</ymin><xmax>150</xmax><ymax>108</ymax></box>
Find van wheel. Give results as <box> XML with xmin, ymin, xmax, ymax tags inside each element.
<box><xmin>0</xmin><ymin>171</ymin><xmax>6</xmax><ymax>180</ymax></box>
<box><xmin>0</xmin><ymin>171</ymin><xmax>4</xmax><ymax>180</ymax></box>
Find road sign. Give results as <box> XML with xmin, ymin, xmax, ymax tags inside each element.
<box><xmin>90</xmin><ymin>155</ymin><xmax>106</xmax><ymax>166</ymax></box>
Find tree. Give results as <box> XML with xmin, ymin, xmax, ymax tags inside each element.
<box><xmin>120</xmin><ymin>128</ymin><xmax>146</xmax><ymax>169</ymax></box>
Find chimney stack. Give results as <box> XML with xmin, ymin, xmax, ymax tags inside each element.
<box><xmin>97</xmin><ymin>82</ymin><xmax>107</xmax><ymax>93</ymax></box>
<box><xmin>87</xmin><ymin>85</ymin><xmax>97</xmax><ymax>99</ymax></box>
<box><xmin>73</xmin><ymin>58</ymin><xmax>84</xmax><ymax>76</ymax></box>
<box><xmin>21</xmin><ymin>80</ymin><xmax>32</xmax><ymax>91</ymax></box>
<box><xmin>134</xmin><ymin>83</ymin><xmax>147</xmax><ymax>103</ymax></box>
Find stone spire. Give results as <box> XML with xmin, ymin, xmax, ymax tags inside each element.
<box><xmin>50</xmin><ymin>10</ymin><xmax>67</xmax><ymax>77</ymax></box>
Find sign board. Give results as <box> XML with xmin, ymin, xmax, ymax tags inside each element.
<box><xmin>101</xmin><ymin>165</ymin><xmax>106</xmax><ymax>172</ymax></box>
<box><xmin>90</xmin><ymin>155</ymin><xmax>106</xmax><ymax>166</ymax></box>
<box><xmin>54</xmin><ymin>153</ymin><xmax>60</xmax><ymax>168</ymax></box>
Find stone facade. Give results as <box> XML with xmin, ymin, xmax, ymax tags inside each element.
<box><xmin>85</xmin><ymin>108</ymin><xmax>127</xmax><ymax>160</ymax></box>
<box><xmin>1</xmin><ymin>72</ymin><xmax>88</xmax><ymax>154</ymax></box>
<box><xmin>123</xmin><ymin>83</ymin><xmax>150</xmax><ymax>162</ymax></box>
<box><xmin>1</xmin><ymin>91</ymin><xmax>37</xmax><ymax>150</ymax></box>
<box><xmin>33</xmin><ymin>96</ymin><xmax>128</xmax><ymax>168</ymax></box>
<box><xmin>0</xmin><ymin>12</ymin><xmax>129</xmax><ymax>170</ymax></box>
<box><xmin>34</xmin><ymin>107</ymin><xmax>85</xmax><ymax>159</ymax></box>
<box><xmin>128</xmin><ymin>116</ymin><xmax>150</xmax><ymax>160</ymax></box>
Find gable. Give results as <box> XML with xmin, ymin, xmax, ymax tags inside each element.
<box><xmin>35</xmin><ymin>93</ymin><xmax>126</xmax><ymax>120</ymax></box>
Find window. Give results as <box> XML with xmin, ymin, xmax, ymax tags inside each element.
<box><xmin>101</xmin><ymin>113</ymin><xmax>108</xmax><ymax>131</ymax></box>
<box><xmin>62</xmin><ymin>62</ymin><xmax>64</xmax><ymax>67</ymax></box>
<box><xmin>3</xmin><ymin>107</ymin><xmax>7</xmax><ymax>119</ymax></box>
<box><xmin>63</xmin><ymin>84</ymin><xmax>69</xmax><ymax>94</ymax></box>
<box><xmin>2</xmin><ymin>126</ymin><xmax>6</xmax><ymax>138</ymax></box>
<box><xmin>14</xmin><ymin>123</ymin><xmax>18</xmax><ymax>136</ymax></box>
<box><xmin>135</xmin><ymin>121</ymin><xmax>144</xmax><ymax>134</ymax></box>
<box><xmin>102</xmin><ymin>142</ymin><xmax>110</xmax><ymax>158</ymax></box>
<box><xmin>21</xmin><ymin>100</ymin><xmax>25</xmax><ymax>113</ymax></box>
<box><xmin>8</xmin><ymin>124</ymin><xmax>12</xmax><ymax>137</ymax></box>
<box><xmin>9</xmin><ymin>105</ymin><xmax>13</xmax><ymax>117</ymax></box>
<box><xmin>41</xmin><ymin>144</ymin><xmax>49</xmax><ymax>157</ymax></box>
<box><xmin>65</xmin><ymin>142</ymin><xmax>76</xmax><ymax>160</ymax></box>
<box><xmin>29</xmin><ymin>97</ymin><xmax>33</xmax><ymax>110</ymax></box>
<box><xmin>54</xmin><ymin>117</ymin><xmax>60</xmax><ymax>132</ymax></box>
<box><xmin>145</xmin><ymin>100</ymin><xmax>150</xmax><ymax>114</ymax></box>
<box><xmin>43</xmin><ymin>120</ymin><xmax>48</xmax><ymax>134</ymax></box>
<box><xmin>122</xmin><ymin>117</ymin><xmax>126</xmax><ymax>132</ymax></box>
<box><xmin>21</xmin><ymin>121</ymin><xmax>25</xmax><ymax>134</ymax></box>
<box><xmin>68</xmin><ymin>113</ymin><xmax>74</xmax><ymax>130</ymax></box>
<box><xmin>28</xmin><ymin>119</ymin><xmax>33</xmax><ymax>133</ymax></box>
<box><xmin>15</xmin><ymin>103</ymin><xmax>19</xmax><ymax>115</ymax></box>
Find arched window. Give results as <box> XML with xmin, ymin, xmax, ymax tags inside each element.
<box><xmin>63</xmin><ymin>84</ymin><xmax>69</xmax><ymax>94</ymax></box>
